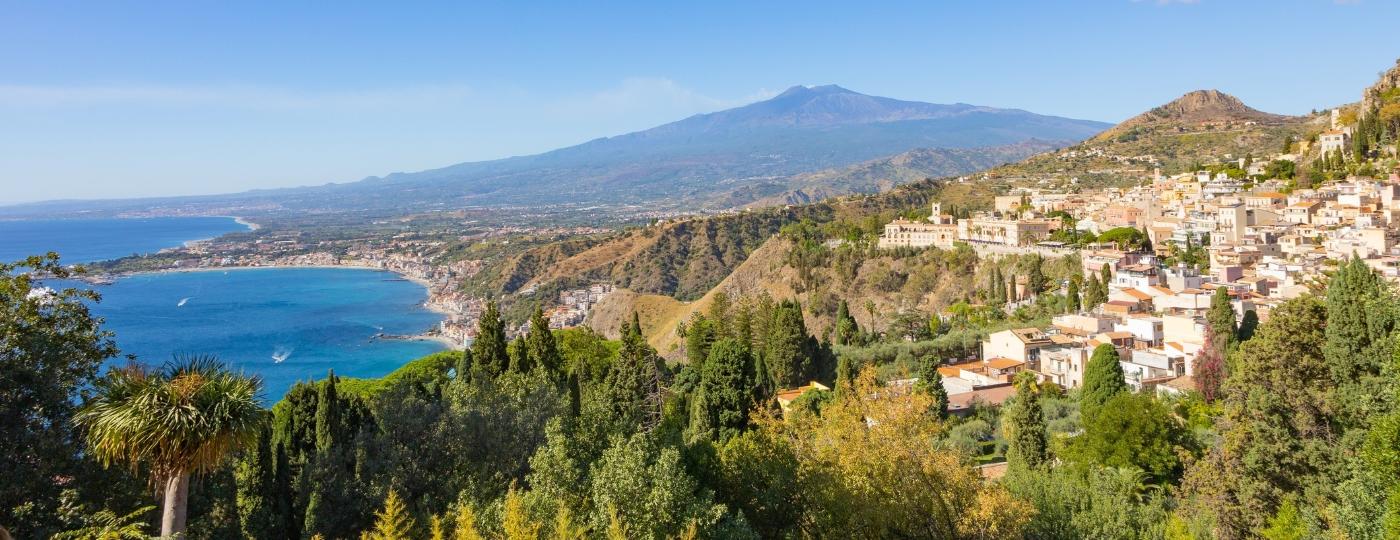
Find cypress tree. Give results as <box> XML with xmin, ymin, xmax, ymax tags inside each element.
<box><xmin>1238</xmin><ymin>310</ymin><xmax>1259</xmax><ymax>343</ymax></box>
<box><xmin>1207</xmin><ymin>287</ymin><xmax>1237</xmax><ymax>352</ymax></box>
<box><xmin>604</xmin><ymin>312</ymin><xmax>663</xmax><ymax>431</ymax></box>
<box><xmin>508</xmin><ymin>336</ymin><xmax>531</xmax><ymax>373</ymax></box>
<box><xmin>236</xmin><ymin>418</ymin><xmax>276</xmax><ymax>540</ymax></box>
<box><xmin>303</xmin><ymin>372</ymin><xmax>357</xmax><ymax>539</ymax></box>
<box><xmin>764</xmin><ymin>300</ymin><xmax>813</xmax><ymax>387</ymax></box>
<box><xmin>1005</xmin><ymin>371</ymin><xmax>1047</xmax><ymax>469</ymax></box>
<box><xmin>1324</xmin><ymin>255</ymin><xmax>1397</xmax><ymax>426</ymax></box>
<box><xmin>455</xmin><ymin>348</ymin><xmax>474</xmax><ymax>383</ymax></box>
<box><xmin>915</xmin><ymin>356</ymin><xmax>949</xmax><ymax>419</ymax></box>
<box><xmin>1100</xmin><ymin>262</ymin><xmax>1113</xmax><ymax>289</ymax></box>
<box><xmin>1026</xmin><ymin>254</ymin><xmax>1046</xmax><ymax>295</ymax></box>
<box><xmin>1067</xmin><ymin>276</ymin><xmax>1082</xmax><ymax>313</ymax></box>
<box><xmin>472</xmin><ymin>301</ymin><xmax>509</xmax><ymax>376</ymax></box>
<box><xmin>527</xmin><ymin>307</ymin><xmax>563</xmax><ymax>377</ymax></box>
<box><xmin>1081</xmin><ymin>344</ymin><xmax>1128</xmax><ymax>421</ymax></box>
<box><xmin>691</xmin><ymin>339</ymin><xmax>754</xmax><ymax>442</ymax></box>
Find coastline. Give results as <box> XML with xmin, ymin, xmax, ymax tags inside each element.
<box><xmin>179</xmin><ymin>215</ymin><xmax>261</xmax><ymax>248</ymax></box>
<box><xmin>97</xmin><ymin>263</ymin><xmax>458</xmax><ymax>348</ymax></box>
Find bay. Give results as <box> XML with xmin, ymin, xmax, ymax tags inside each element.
<box><xmin>8</xmin><ymin>217</ymin><xmax>449</xmax><ymax>400</ymax></box>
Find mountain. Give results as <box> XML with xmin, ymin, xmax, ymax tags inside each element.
<box><xmin>349</xmin><ymin>85</ymin><xmax>1106</xmax><ymax>209</ymax></box>
<box><xmin>0</xmin><ymin>86</ymin><xmax>1108</xmax><ymax>219</ymax></box>
<box><xmin>1093</xmin><ymin>89</ymin><xmax>1288</xmax><ymax>142</ymax></box>
<box><xmin>992</xmin><ymin>90</ymin><xmax>1311</xmax><ymax>180</ymax></box>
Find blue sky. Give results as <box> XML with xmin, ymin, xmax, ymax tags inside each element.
<box><xmin>2</xmin><ymin>0</ymin><xmax>1397</xmax><ymax>203</ymax></box>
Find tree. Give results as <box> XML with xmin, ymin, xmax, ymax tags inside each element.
<box><xmin>588</xmin><ymin>432</ymin><xmax>741</xmax><ymax>539</ymax></box>
<box><xmin>1194</xmin><ymin>326</ymin><xmax>1226</xmax><ymax>404</ymax></box>
<box><xmin>2</xmin><ymin>255</ymin><xmax>125</xmax><ymax>537</ymax></box>
<box><xmin>501</xmin><ymin>487</ymin><xmax>541</xmax><ymax>540</ymax></box>
<box><xmin>1084</xmin><ymin>273</ymin><xmax>1107</xmax><ymax>309</ymax></box>
<box><xmin>510</xmin><ymin>336</ymin><xmax>533</xmax><ymax>373</ymax></box>
<box><xmin>603</xmin><ymin>314</ymin><xmax>664</xmax><ymax>431</ymax></box>
<box><xmin>527</xmin><ymin>308</ymin><xmax>564</xmax><ymax>377</ymax></box>
<box><xmin>914</xmin><ymin>356</ymin><xmax>949</xmax><ymax>419</ymax></box>
<box><xmin>833</xmin><ymin>300</ymin><xmax>859</xmax><ymax>346</ymax></box>
<box><xmin>1324</xmin><ymin>255</ymin><xmax>1396</xmax><ymax>427</ymax></box>
<box><xmin>1206</xmin><ymin>287</ymin><xmax>1237</xmax><ymax>352</ymax></box>
<box><xmin>76</xmin><ymin>356</ymin><xmax>263</xmax><ymax>538</ymax></box>
<box><xmin>683</xmin><ymin>314</ymin><xmax>715</xmax><ymax>368</ymax></box>
<box><xmin>1026</xmin><ymin>254</ymin><xmax>1046</xmax><ymax>296</ymax></box>
<box><xmin>1071</xmin><ymin>392</ymin><xmax>1188</xmax><ymax>483</ymax></box>
<box><xmin>1100</xmin><ymin>261</ymin><xmax>1113</xmax><ymax>289</ymax></box>
<box><xmin>1067</xmin><ymin>276</ymin><xmax>1082</xmax><ymax>313</ymax></box>
<box><xmin>1005</xmin><ymin>372</ymin><xmax>1048</xmax><ymax>470</ymax></box>
<box><xmin>1180</xmin><ymin>296</ymin><xmax>1334</xmax><ymax>536</ymax></box>
<box><xmin>1081</xmin><ymin>344</ymin><xmax>1127</xmax><ymax>421</ymax></box>
<box><xmin>690</xmin><ymin>339</ymin><xmax>757</xmax><ymax>442</ymax></box>
<box><xmin>1259</xmin><ymin>499</ymin><xmax>1307</xmax><ymax>540</ymax></box>
<box><xmin>473</xmin><ymin>301</ymin><xmax>510</xmax><ymax>376</ymax></box>
<box><xmin>454</xmin><ymin>506</ymin><xmax>484</xmax><ymax>540</ymax></box>
<box><xmin>365</xmin><ymin>490</ymin><xmax>416</xmax><ymax>540</ymax></box>
<box><xmin>235</xmin><ymin>418</ymin><xmax>277</xmax><ymax>539</ymax></box>
<box><xmin>1237</xmin><ymin>310</ymin><xmax>1259</xmax><ymax>342</ymax></box>
<box><xmin>764</xmin><ymin>301</ymin><xmax>814</xmax><ymax>388</ymax></box>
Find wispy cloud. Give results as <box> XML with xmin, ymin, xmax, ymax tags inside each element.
<box><xmin>0</xmin><ymin>83</ymin><xmax>478</xmax><ymax>110</ymax></box>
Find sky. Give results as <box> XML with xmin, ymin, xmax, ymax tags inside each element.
<box><xmin>2</xmin><ymin>0</ymin><xmax>1398</xmax><ymax>204</ymax></box>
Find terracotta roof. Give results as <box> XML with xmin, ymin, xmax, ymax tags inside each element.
<box><xmin>985</xmin><ymin>357</ymin><xmax>1026</xmax><ymax>370</ymax></box>
<box><xmin>1121</xmin><ymin>288</ymin><xmax>1152</xmax><ymax>300</ymax></box>
<box><xmin>948</xmin><ymin>384</ymin><xmax>1017</xmax><ymax>410</ymax></box>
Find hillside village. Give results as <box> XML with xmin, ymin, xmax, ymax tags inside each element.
<box><xmin>870</xmin><ymin>104</ymin><xmax>1400</xmax><ymax>419</ymax></box>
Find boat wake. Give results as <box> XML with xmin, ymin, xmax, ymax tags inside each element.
<box><xmin>177</xmin><ymin>297</ymin><xmax>191</xmax><ymax>307</ymax></box>
<box><xmin>271</xmin><ymin>347</ymin><xmax>294</xmax><ymax>363</ymax></box>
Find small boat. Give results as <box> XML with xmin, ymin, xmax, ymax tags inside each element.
<box><xmin>271</xmin><ymin>348</ymin><xmax>293</xmax><ymax>363</ymax></box>
<box><xmin>177</xmin><ymin>297</ymin><xmax>191</xmax><ymax>307</ymax></box>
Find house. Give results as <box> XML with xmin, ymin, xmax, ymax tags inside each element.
<box><xmin>947</xmin><ymin>383</ymin><xmax>1017</xmax><ymax>417</ymax></box>
<box><xmin>1320</xmin><ymin>130</ymin><xmax>1350</xmax><ymax>156</ymax></box>
<box><xmin>775</xmin><ymin>381</ymin><xmax>831</xmax><ymax>416</ymax></box>
<box><xmin>981</xmin><ymin>328</ymin><xmax>1053</xmax><ymax>366</ymax></box>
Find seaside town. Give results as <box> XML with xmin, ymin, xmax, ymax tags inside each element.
<box><xmin>868</xmin><ymin>108</ymin><xmax>1400</xmax><ymax>425</ymax></box>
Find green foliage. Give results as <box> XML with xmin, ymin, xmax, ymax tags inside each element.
<box><xmin>1070</xmin><ymin>392</ymin><xmax>1190</xmax><ymax>484</ymax></box>
<box><xmin>1098</xmin><ymin>227</ymin><xmax>1147</xmax><ymax>251</ymax></box>
<box><xmin>688</xmin><ymin>339</ymin><xmax>758</xmax><ymax>443</ymax></box>
<box><xmin>1207</xmin><ymin>287</ymin><xmax>1237</xmax><ymax>351</ymax></box>
<box><xmin>1005</xmin><ymin>372</ymin><xmax>1048</xmax><ymax>470</ymax></box>
<box><xmin>1005</xmin><ymin>466</ymin><xmax>1170</xmax><ymax>540</ymax></box>
<box><xmin>0</xmin><ymin>254</ymin><xmax>125</xmax><ymax>537</ymax></box>
<box><xmin>52</xmin><ymin>505</ymin><xmax>156</xmax><ymax>540</ymax></box>
<box><xmin>1259</xmin><ymin>499</ymin><xmax>1307</xmax><ymax>540</ymax></box>
<box><xmin>1324</xmin><ymin>255</ymin><xmax>1397</xmax><ymax>427</ymax></box>
<box><xmin>588</xmin><ymin>432</ymin><xmax>744</xmax><ymax>539</ymax></box>
<box><xmin>915</xmin><ymin>355</ymin><xmax>949</xmax><ymax>419</ymax></box>
<box><xmin>1081</xmin><ymin>344</ymin><xmax>1127</xmax><ymax>420</ymax></box>
<box><xmin>473</xmin><ymin>301</ymin><xmax>510</xmax><ymax>376</ymax></box>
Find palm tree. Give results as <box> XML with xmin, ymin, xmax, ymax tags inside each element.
<box><xmin>76</xmin><ymin>356</ymin><xmax>263</xmax><ymax>538</ymax></box>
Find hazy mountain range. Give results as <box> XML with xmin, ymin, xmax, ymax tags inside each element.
<box><xmin>0</xmin><ymin>85</ymin><xmax>1110</xmax><ymax>218</ymax></box>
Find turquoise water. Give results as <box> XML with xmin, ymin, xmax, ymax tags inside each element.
<box><xmin>8</xmin><ymin>217</ymin><xmax>449</xmax><ymax>400</ymax></box>
<box><xmin>0</xmin><ymin>216</ymin><xmax>250</xmax><ymax>264</ymax></box>
<box><xmin>58</xmin><ymin>268</ymin><xmax>448</xmax><ymax>400</ymax></box>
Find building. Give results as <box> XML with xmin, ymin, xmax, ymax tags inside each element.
<box><xmin>1320</xmin><ymin>130</ymin><xmax>1351</xmax><ymax>156</ymax></box>
<box><xmin>958</xmin><ymin>217</ymin><xmax>1054</xmax><ymax>246</ymax></box>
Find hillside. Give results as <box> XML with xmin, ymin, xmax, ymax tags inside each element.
<box><xmin>0</xmin><ymin>86</ymin><xmax>1107</xmax><ymax>219</ymax></box>
<box><xmin>990</xmin><ymin>89</ymin><xmax>1314</xmax><ymax>183</ymax></box>
<box><xmin>729</xmin><ymin>140</ymin><xmax>1060</xmax><ymax>208</ymax></box>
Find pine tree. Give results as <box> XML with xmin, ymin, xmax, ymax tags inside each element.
<box><xmin>914</xmin><ymin>356</ymin><xmax>949</xmax><ymax>419</ymax></box>
<box><xmin>1005</xmin><ymin>371</ymin><xmax>1047</xmax><ymax>469</ymax></box>
<box><xmin>527</xmin><ymin>307</ymin><xmax>563</xmax><ymax>377</ymax></box>
<box><xmin>1081</xmin><ymin>344</ymin><xmax>1127</xmax><ymax>421</ymax></box>
<box><xmin>604</xmin><ymin>313</ymin><xmax>664</xmax><ymax>431</ymax></box>
<box><xmin>366</xmin><ymin>490</ymin><xmax>415</xmax><ymax>540</ymax></box>
<box><xmin>472</xmin><ymin>301</ymin><xmax>510</xmax><ymax>376</ymax></box>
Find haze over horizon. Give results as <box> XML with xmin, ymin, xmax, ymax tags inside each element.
<box><xmin>3</xmin><ymin>0</ymin><xmax>1398</xmax><ymax>204</ymax></box>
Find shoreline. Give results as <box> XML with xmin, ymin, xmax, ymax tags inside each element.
<box><xmin>92</xmin><ymin>263</ymin><xmax>459</xmax><ymax>348</ymax></box>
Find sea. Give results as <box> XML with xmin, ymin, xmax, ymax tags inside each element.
<box><xmin>2</xmin><ymin>217</ymin><xmax>448</xmax><ymax>400</ymax></box>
